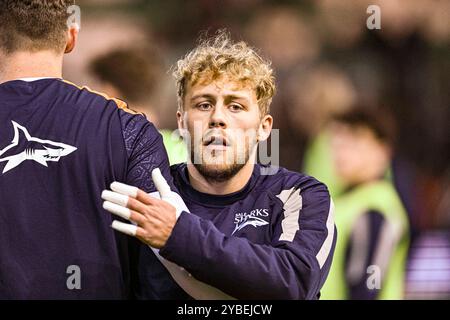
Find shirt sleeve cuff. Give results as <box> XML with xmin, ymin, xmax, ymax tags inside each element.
<box><xmin>159</xmin><ymin>211</ymin><xmax>203</xmax><ymax>269</ymax></box>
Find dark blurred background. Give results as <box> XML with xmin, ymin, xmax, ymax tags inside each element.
<box><xmin>64</xmin><ymin>0</ymin><xmax>450</xmax><ymax>299</ymax></box>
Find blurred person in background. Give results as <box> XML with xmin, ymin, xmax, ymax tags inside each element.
<box><xmin>90</xmin><ymin>48</ymin><xmax>187</xmax><ymax>165</ymax></box>
<box><xmin>313</xmin><ymin>0</ymin><xmax>368</xmax><ymax>49</ymax></box>
<box><xmin>244</xmin><ymin>6</ymin><xmax>323</xmax><ymax>172</ymax></box>
<box><xmin>320</xmin><ymin>107</ymin><xmax>410</xmax><ymax>300</ymax></box>
<box><xmin>291</xmin><ymin>64</ymin><xmax>357</xmax><ymax>196</ymax></box>
<box><xmin>89</xmin><ymin>47</ymin><xmax>162</xmax><ymax>120</ymax></box>
<box><xmin>245</xmin><ymin>6</ymin><xmax>320</xmax><ymax>72</ymax></box>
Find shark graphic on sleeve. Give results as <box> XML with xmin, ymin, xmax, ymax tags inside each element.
<box><xmin>0</xmin><ymin>121</ymin><xmax>77</xmax><ymax>174</ymax></box>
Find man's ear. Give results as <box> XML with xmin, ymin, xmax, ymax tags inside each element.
<box><xmin>65</xmin><ymin>26</ymin><xmax>79</xmax><ymax>54</ymax></box>
<box><xmin>177</xmin><ymin>110</ymin><xmax>187</xmax><ymax>138</ymax></box>
<box><xmin>258</xmin><ymin>114</ymin><xmax>273</xmax><ymax>142</ymax></box>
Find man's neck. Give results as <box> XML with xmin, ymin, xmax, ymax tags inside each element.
<box><xmin>0</xmin><ymin>50</ymin><xmax>63</xmax><ymax>84</ymax></box>
<box><xmin>187</xmin><ymin>161</ymin><xmax>255</xmax><ymax>195</ymax></box>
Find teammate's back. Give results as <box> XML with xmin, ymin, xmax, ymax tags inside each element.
<box><xmin>0</xmin><ymin>78</ymin><xmax>166</xmax><ymax>298</ymax></box>
<box><xmin>0</xmin><ymin>1</ymin><xmax>172</xmax><ymax>299</ymax></box>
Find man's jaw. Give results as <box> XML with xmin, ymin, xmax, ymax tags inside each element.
<box><xmin>190</xmin><ymin>144</ymin><xmax>248</xmax><ymax>184</ymax></box>
<box><xmin>193</xmin><ymin>161</ymin><xmax>246</xmax><ymax>184</ymax></box>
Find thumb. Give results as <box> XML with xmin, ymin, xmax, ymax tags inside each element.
<box><xmin>151</xmin><ymin>168</ymin><xmax>171</xmax><ymax>199</ymax></box>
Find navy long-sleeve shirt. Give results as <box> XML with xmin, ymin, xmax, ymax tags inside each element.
<box><xmin>0</xmin><ymin>78</ymin><xmax>172</xmax><ymax>299</ymax></box>
<box><xmin>139</xmin><ymin>163</ymin><xmax>337</xmax><ymax>300</ymax></box>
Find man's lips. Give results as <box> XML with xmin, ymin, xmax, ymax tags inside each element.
<box><xmin>203</xmin><ymin>135</ymin><xmax>230</xmax><ymax>147</ymax></box>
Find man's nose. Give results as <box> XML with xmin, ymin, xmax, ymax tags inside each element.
<box><xmin>209</xmin><ymin>104</ymin><xmax>227</xmax><ymax>128</ymax></box>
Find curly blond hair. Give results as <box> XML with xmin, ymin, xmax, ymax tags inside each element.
<box><xmin>173</xmin><ymin>30</ymin><xmax>276</xmax><ymax>116</ymax></box>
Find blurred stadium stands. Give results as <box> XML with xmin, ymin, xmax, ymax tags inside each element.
<box><xmin>405</xmin><ymin>231</ymin><xmax>450</xmax><ymax>299</ymax></box>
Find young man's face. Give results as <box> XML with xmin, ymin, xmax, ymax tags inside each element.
<box><xmin>178</xmin><ymin>77</ymin><xmax>272</xmax><ymax>182</ymax></box>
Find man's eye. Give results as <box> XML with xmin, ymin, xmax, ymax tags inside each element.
<box><xmin>197</xmin><ymin>103</ymin><xmax>212</xmax><ymax>111</ymax></box>
<box><xmin>229</xmin><ymin>104</ymin><xmax>244</xmax><ymax>112</ymax></box>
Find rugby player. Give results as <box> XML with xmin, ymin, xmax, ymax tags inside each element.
<box><xmin>102</xmin><ymin>31</ymin><xmax>337</xmax><ymax>299</ymax></box>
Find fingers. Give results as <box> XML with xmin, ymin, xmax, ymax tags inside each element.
<box><xmin>110</xmin><ymin>181</ymin><xmax>138</xmax><ymax>197</ymax></box>
<box><xmin>152</xmin><ymin>168</ymin><xmax>171</xmax><ymax>199</ymax></box>
<box><xmin>102</xmin><ymin>190</ymin><xmax>128</xmax><ymax>206</ymax></box>
<box><xmin>102</xmin><ymin>189</ymin><xmax>161</xmax><ymax>223</ymax></box>
<box><xmin>104</xmin><ymin>176</ymin><xmax>174</xmax><ymax>245</ymax></box>
<box><xmin>108</xmin><ymin>169</ymin><xmax>171</xmax><ymax>201</ymax></box>
<box><xmin>110</xmin><ymin>182</ymin><xmax>155</xmax><ymax>205</ymax></box>
<box><xmin>126</xmin><ymin>197</ymin><xmax>155</xmax><ymax>217</ymax></box>
<box><xmin>103</xmin><ymin>201</ymin><xmax>130</xmax><ymax>219</ymax></box>
<box><xmin>135</xmin><ymin>189</ymin><xmax>156</xmax><ymax>205</ymax></box>
<box><xmin>103</xmin><ymin>201</ymin><xmax>146</xmax><ymax>225</ymax></box>
<box><xmin>102</xmin><ymin>188</ymin><xmax>154</xmax><ymax>210</ymax></box>
<box><xmin>111</xmin><ymin>220</ymin><xmax>146</xmax><ymax>238</ymax></box>
<box><xmin>111</xmin><ymin>220</ymin><xmax>137</xmax><ymax>236</ymax></box>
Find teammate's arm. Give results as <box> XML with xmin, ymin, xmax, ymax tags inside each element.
<box><xmin>117</xmin><ymin>112</ymin><xmax>179</xmax><ymax>299</ymax></box>
<box><xmin>120</xmin><ymin>113</ymin><xmax>174</xmax><ymax>192</ymax></box>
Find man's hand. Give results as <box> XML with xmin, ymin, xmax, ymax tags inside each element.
<box><xmin>101</xmin><ymin>169</ymin><xmax>235</xmax><ymax>300</ymax></box>
<box><xmin>101</xmin><ymin>168</ymin><xmax>181</xmax><ymax>249</ymax></box>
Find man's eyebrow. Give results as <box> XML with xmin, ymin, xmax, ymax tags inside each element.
<box><xmin>190</xmin><ymin>93</ymin><xmax>251</xmax><ymax>103</ymax></box>
<box><xmin>225</xmin><ymin>94</ymin><xmax>250</xmax><ymax>102</ymax></box>
<box><xmin>190</xmin><ymin>94</ymin><xmax>215</xmax><ymax>101</ymax></box>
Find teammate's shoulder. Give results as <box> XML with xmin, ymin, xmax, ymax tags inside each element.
<box><xmin>60</xmin><ymin>81</ymin><xmax>161</xmax><ymax>147</ymax></box>
<box><xmin>258</xmin><ymin>164</ymin><xmax>329</xmax><ymax>194</ymax></box>
<box><xmin>60</xmin><ymin>79</ymin><xmax>142</xmax><ymax>116</ymax></box>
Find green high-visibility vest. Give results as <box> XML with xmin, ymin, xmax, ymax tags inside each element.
<box><xmin>160</xmin><ymin>129</ymin><xmax>187</xmax><ymax>165</ymax></box>
<box><xmin>321</xmin><ymin>180</ymin><xmax>409</xmax><ymax>300</ymax></box>
<box><xmin>304</xmin><ymin>130</ymin><xmax>345</xmax><ymax>198</ymax></box>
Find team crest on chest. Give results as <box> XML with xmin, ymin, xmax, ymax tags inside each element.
<box><xmin>232</xmin><ymin>208</ymin><xmax>270</xmax><ymax>235</ymax></box>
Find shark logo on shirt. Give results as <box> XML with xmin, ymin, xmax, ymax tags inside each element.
<box><xmin>232</xmin><ymin>209</ymin><xmax>269</xmax><ymax>235</ymax></box>
<box><xmin>0</xmin><ymin>121</ymin><xmax>77</xmax><ymax>174</ymax></box>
